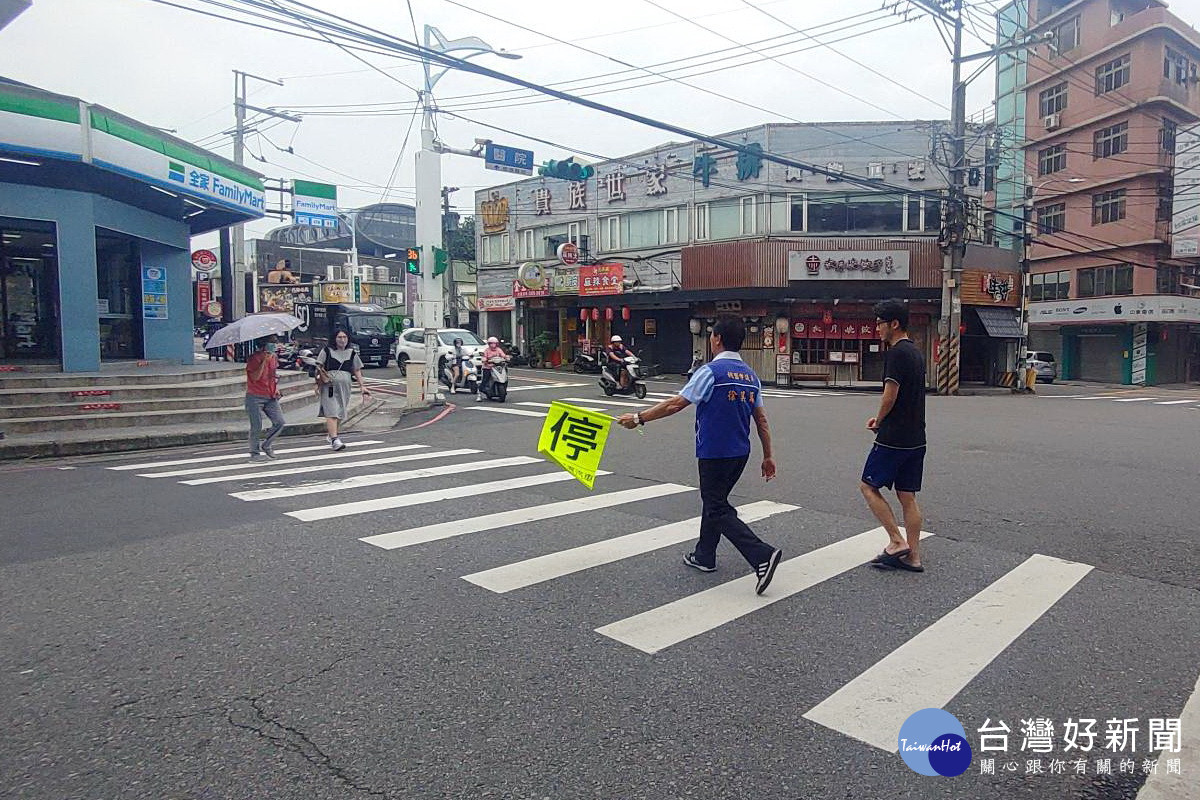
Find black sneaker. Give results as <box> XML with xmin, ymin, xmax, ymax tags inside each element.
<box><xmin>262</xmin><ymin>442</ymin><xmax>276</xmax><ymax>459</ymax></box>
<box><xmin>683</xmin><ymin>552</ymin><xmax>716</xmax><ymax>572</ymax></box>
<box><xmin>755</xmin><ymin>548</ymin><xmax>782</xmax><ymax>595</ymax></box>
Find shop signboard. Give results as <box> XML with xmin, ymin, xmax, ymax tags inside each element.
<box><xmin>293</xmin><ymin>180</ymin><xmax>339</xmax><ymax>228</ymax></box>
<box><xmin>551</xmin><ymin>269</ymin><xmax>579</xmax><ymax>295</ymax></box>
<box><xmin>260</xmin><ymin>283</ymin><xmax>315</xmax><ymax>313</ymax></box>
<box><xmin>1173</xmin><ymin>123</ymin><xmax>1200</xmax><ymax>255</ymax></box>
<box><xmin>787</xmin><ymin>250</ymin><xmax>910</xmax><ymax>281</ymax></box>
<box><xmin>478</xmin><ymin>295</ymin><xmax>515</xmax><ymax>311</ymax></box>
<box><xmin>141</xmin><ymin>265</ymin><xmax>168</xmax><ymax>319</ymax></box>
<box><xmin>579</xmin><ymin>263</ymin><xmax>624</xmax><ymax>296</ymax></box>
<box><xmin>197</xmin><ymin>279</ymin><xmax>212</xmax><ymax>313</ymax></box>
<box><xmin>191</xmin><ymin>249</ymin><xmax>217</xmax><ymax>273</ymax></box>
<box><xmin>1030</xmin><ymin>295</ymin><xmax>1200</xmax><ymax>324</ymax></box>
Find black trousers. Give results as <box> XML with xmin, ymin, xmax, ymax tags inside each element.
<box><xmin>693</xmin><ymin>455</ymin><xmax>774</xmax><ymax>569</ymax></box>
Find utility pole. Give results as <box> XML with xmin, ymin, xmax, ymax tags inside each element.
<box><xmin>229</xmin><ymin>70</ymin><xmax>299</xmax><ymax>318</ymax></box>
<box><xmin>939</xmin><ymin>0</ymin><xmax>966</xmax><ymax>397</ymax></box>
<box><xmin>443</xmin><ymin>186</ymin><xmax>459</xmax><ymax>328</ymax></box>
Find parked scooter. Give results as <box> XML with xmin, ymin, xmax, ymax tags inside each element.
<box><xmin>599</xmin><ymin>354</ymin><xmax>648</xmax><ymax>399</ymax></box>
<box><xmin>478</xmin><ymin>355</ymin><xmax>510</xmax><ymax>402</ymax></box>
<box><xmin>441</xmin><ymin>353</ymin><xmax>481</xmax><ymax>395</ymax></box>
<box><xmin>686</xmin><ymin>351</ymin><xmax>704</xmax><ymax>378</ymax></box>
<box><xmin>573</xmin><ymin>350</ymin><xmax>602</xmax><ymax>374</ymax></box>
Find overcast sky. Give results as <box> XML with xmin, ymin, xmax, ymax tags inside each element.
<box><xmin>4</xmin><ymin>0</ymin><xmax>1200</xmax><ymax>244</ymax></box>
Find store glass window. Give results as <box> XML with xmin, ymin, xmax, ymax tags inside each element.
<box><xmin>0</xmin><ymin>218</ymin><xmax>60</xmax><ymax>361</ymax></box>
<box><xmin>95</xmin><ymin>228</ymin><xmax>145</xmax><ymax>359</ymax></box>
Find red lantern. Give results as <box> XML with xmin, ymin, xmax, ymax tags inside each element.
<box><xmin>605</xmin><ymin>307</ymin><xmax>614</xmax><ymax>321</ymax></box>
<box><xmin>579</xmin><ymin>308</ymin><xmax>588</xmax><ymax>321</ymax></box>
<box><xmin>591</xmin><ymin>308</ymin><xmax>600</xmax><ymax>321</ymax></box>
<box><xmin>621</xmin><ymin>306</ymin><xmax>631</xmax><ymax>321</ymax></box>
<box><xmin>822</xmin><ymin>310</ymin><xmax>833</xmax><ymax>326</ymax></box>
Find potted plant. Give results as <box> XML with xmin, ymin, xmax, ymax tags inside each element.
<box><xmin>528</xmin><ymin>331</ymin><xmax>557</xmax><ymax>369</ymax></box>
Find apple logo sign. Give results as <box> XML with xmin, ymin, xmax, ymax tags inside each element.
<box><xmin>1114</xmin><ymin>303</ymin><xmax>1123</xmax><ymax>314</ymax></box>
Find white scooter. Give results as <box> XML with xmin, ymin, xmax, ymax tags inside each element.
<box><xmin>479</xmin><ymin>355</ymin><xmax>510</xmax><ymax>402</ymax></box>
<box><xmin>441</xmin><ymin>354</ymin><xmax>480</xmax><ymax>395</ymax></box>
<box><xmin>599</xmin><ymin>354</ymin><xmax>648</xmax><ymax>399</ymax></box>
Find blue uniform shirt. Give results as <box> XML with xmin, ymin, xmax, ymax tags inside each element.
<box><xmin>678</xmin><ymin>351</ymin><xmax>763</xmax><ymax>459</ymax></box>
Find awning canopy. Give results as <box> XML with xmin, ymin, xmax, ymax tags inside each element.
<box><xmin>973</xmin><ymin>306</ymin><xmax>1022</xmax><ymax>338</ymax></box>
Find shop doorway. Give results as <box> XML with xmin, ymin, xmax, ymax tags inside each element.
<box><xmin>0</xmin><ymin>218</ymin><xmax>61</xmax><ymax>362</ymax></box>
<box><xmin>95</xmin><ymin>228</ymin><xmax>145</xmax><ymax>360</ymax></box>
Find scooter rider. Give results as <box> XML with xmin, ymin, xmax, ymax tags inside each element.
<box><xmin>605</xmin><ymin>335</ymin><xmax>632</xmax><ymax>390</ymax></box>
<box><xmin>450</xmin><ymin>337</ymin><xmax>468</xmax><ymax>392</ymax></box>
<box><xmin>478</xmin><ymin>336</ymin><xmax>508</xmax><ymax>401</ymax></box>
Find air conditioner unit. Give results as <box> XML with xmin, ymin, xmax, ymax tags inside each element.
<box><xmin>1044</xmin><ymin>113</ymin><xmax>1062</xmax><ymax>131</ymax></box>
<box><xmin>325</xmin><ymin>265</ymin><xmax>343</xmax><ymax>281</ymax></box>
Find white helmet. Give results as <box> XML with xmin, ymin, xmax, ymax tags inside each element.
<box><xmin>487</xmin><ymin>336</ymin><xmax>499</xmax><ymax>345</ymax></box>
<box><xmin>610</xmin><ymin>335</ymin><xmax>622</xmax><ymax>343</ymax></box>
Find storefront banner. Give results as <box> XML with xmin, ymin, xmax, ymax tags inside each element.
<box><xmin>479</xmin><ymin>295</ymin><xmax>515</xmax><ymax>311</ymax></box>
<box><xmin>961</xmin><ymin>269</ymin><xmax>1019</xmax><ymax>306</ymax></box>
<box><xmin>793</xmin><ymin>320</ymin><xmax>874</xmax><ymax>339</ymax></box>
<box><xmin>788</xmin><ymin>250</ymin><xmax>910</xmax><ymax>281</ymax></box>
<box><xmin>197</xmin><ymin>279</ymin><xmax>212</xmax><ymax>313</ymax></box>
<box><xmin>0</xmin><ymin>105</ymin><xmax>84</xmax><ymax>160</ymax></box>
<box><xmin>792</xmin><ymin>320</ymin><xmax>809</xmax><ymax>338</ymax></box>
<box><xmin>260</xmin><ymin>283</ymin><xmax>316</xmax><ymax>313</ymax></box>
<box><xmin>551</xmin><ymin>269</ymin><xmax>579</xmax><ymax>295</ymax></box>
<box><xmin>322</xmin><ymin>282</ymin><xmax>351</xmax><ymax>303</ymax></box>
<box><xmin>1030</xmin><ymin>295</ymin><xmax>1200</xmax><ymax>324</ymax></box>
<box><xmin>293</xmin><ymin>180</ymin><xmax>338</xmax><ymax>228</ymax></box>
<box><xmin>513</xmin><ymin>279</ymin><xmax>550</xmax><ymax>299</ymax></box>
<box><xmin>579</xmin><ymin>264</ymin><xmax>624</xmax><ymax>296</ymax></box>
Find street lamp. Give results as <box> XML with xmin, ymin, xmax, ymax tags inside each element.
<box><xmin>415</xmin><ymin>25</ymin><xmax>520</xmax><ymax>330</ymax></box>
<box><xmin>1018</xmin><ymin>176</ymin><xmax>1085</xmax><ymax>388</ymax></box>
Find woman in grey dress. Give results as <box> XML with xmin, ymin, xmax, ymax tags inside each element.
<box><xmin>316</xmin><ymin>329</ymin><xmax>371</xmax><ymax>450</ymax></box>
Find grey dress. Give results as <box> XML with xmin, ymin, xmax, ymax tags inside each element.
<box><xmin>317</xmin><ymin>346</ymin><xmax>363</xmax><ymax>421</ymax></box>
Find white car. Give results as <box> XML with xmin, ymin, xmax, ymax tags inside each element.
<box><xmin>394</xmin><ymin>328</ymin><xmax>486</xmax><ymax>375</ymax></box>
<box><xmin>1025</xmin><ymin>351</ymin><xmax>1058</xmax><ymax>383</ymax></box>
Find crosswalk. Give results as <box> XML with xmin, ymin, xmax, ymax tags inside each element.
<box><xmin>466</xmin><ymin>388</ymin><xmax>851</xmax><ymax>420</ymax></box>
<box><xmin>1043</xmin><ymin>393</ymin><xmax>1200</xmax><ymax>409</ymax></box>
<box><xmin>95</xmin><ymin>440</ymin><xmax>1199</xmax><ymax>774</ymax></box>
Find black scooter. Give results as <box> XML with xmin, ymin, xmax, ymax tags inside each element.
<box><xmin>573</xmin><ymin>351</ymin><xmax>601</xmax><ymax>374</ymax></box>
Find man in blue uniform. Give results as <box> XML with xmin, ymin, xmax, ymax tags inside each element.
<box><xmin>617</xmin><ymin>316</ymin><xmax>781</xmax><ymax>595</ymax></box>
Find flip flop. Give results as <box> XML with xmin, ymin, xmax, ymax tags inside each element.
<box><xmin>873</xmin><ymin>551</ymin><xmax>924</xmax><ymax>572</ymax></box>
<box><xmin>870</xmin><ymin>548</ymin><xmax>910</xmax><ymax>564</ymax></box>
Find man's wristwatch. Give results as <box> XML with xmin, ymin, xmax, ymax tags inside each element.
<box><xmin>633</xmin><ymin>413</ymin><xmax>644</xmax><ymax>426</ymax></box>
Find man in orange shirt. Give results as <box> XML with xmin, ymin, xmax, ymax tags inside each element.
<box><xmin>246</xmin><ymin>335</ymin><xmax>286</xmax><ymax>460</ymax></box>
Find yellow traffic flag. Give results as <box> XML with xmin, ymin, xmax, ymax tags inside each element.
<box><xmin>536</xmin><ymin>401</ymin><xmax>614</xmax><ymax>490</ymax></box>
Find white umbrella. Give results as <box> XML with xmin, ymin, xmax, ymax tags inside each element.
<box><xmin>204</xmin><ymin>313</ymin><xmax>303</xmax><ymax>348</ymax></box>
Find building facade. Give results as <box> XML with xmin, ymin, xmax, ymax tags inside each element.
<box><xmin>1019</xmin><ymin>0</ymin><xmax>1200</xmax><ymax>384</ymax></box>
<box><xmin>0</xmin><ymin>78</ymin><xmax>264</xmax><ymax>371</ymax></box>
<box><xmin>475</xmin><ymin>121</ymin><xmax>1020</xmax><ymax>383</ymax></box>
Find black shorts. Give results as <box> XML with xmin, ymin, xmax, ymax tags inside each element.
<box><xmin>861</xmin><ymin>444</ymin><xmax>926</xmax><ymax>493</ymax></box>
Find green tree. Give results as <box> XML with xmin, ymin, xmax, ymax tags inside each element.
<box><xmin>445</xmin><ymin>215</ymin><xmax>476</xmax><ymax>262</ymax></box>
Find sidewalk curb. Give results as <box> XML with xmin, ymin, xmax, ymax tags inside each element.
<box><xmin>0</xmin><ymin>397</ymin><xmax>413</xmax><ymax>461</ymax></box>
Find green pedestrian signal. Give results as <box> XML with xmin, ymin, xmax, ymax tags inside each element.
<box><xmin>432</xmin><ymin>246</ymin><xmax>449</xmax><ymax>277</ymax></box>
<box><xmin>405</xmin><ymin>247</ymin><xmax>421</xmax><ymax>275</ymax></box>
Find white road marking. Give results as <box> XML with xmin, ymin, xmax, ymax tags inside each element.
<box><xmin>463</xmin><ymin>501</ymin><xmax>797</xmax><ymax>593</ymax></box>
<box><xmin>595</xmin><ymin>527</ymin><xmax>933</xmax><ymax>655</ymax></box>
<box><xmin>505</xmin><ymin>382</ymin><xmax>588</xmax><ymax>392</ymax></box>
<box><xmin>1136</xmin><ymin>667</ymin><xmax>1200</xmax><ymax>799</ymax></box>
<box><xmin>140</xmin><ymin>444</ymin><xmax>427</xmax><ymax>478</ymax></box>
<box><xmin>462</xmin><ymin>406</ymin><xmax>545</xmax><ymax>418</ymax></box>
<box><xmin>228</xmin><ymin>454</ymin><xmax>528</xmax><ymax>500</ymax></box>
<box><xmin>802</xmin><ymin>554</ymin><xmax>1092</xmax><ymax>751</ymax></box>
<box><xmin>560</xmin><ymin>397</ymin><xmax>651</xmax><ymax>408</ymax></box>
<box><xmin>361</xmin><ymin>482</ymin><xmax>686</xmax><ymax>551</ymax></box>
<box><xmin>1153</xmin><ymin>399</ymin><xmax>1195</xmax><ymax>405</ymax></box>
<box><xmin>180</xmin><ymin>449</ymin><xmax>475</xmax><ymax>486</ymax></box>
<box><xmin>1112</xmin><ymin>397</ymin><xmax>1156</xmax><ymax>403</ymax></box>
<box><xmin>517</xmin><ymin>401</ymin><xmax>607</xmax><ymax>413</ymax></box>
<box><xmin>288</xmin><ymin>470</ymin><xmax>583</xmax><ymax>522</ymax></box>
<box><xmin>107</xmin><ymin>440</ymin><xmax>384</xmax><ymax>470</ymax></box>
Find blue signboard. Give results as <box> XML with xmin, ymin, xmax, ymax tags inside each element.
<box><xmin>484</xmin><ymin>143</ymin><xmax>534</xmax><ymax>176</ymax></box>
<box><xmin>142</xmin><ymin>266</ymin><xmax>168</xmax><ymax>320</ymax></box>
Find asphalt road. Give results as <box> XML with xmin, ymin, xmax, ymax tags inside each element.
<box><xmin>2</xmin><ymin>368</ymin><xmax>1197</xmax><ymax>800</ymax></box>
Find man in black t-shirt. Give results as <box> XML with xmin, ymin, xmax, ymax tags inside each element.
<box><xmin>860</xmin><ymin>299</ymin><xmax>927</xmax><ymax>573</ymax></box>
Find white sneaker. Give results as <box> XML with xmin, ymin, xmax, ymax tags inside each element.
<box><xmin>332</xmin><ymin>437</ymin><xmax>346</xmax><ymax>451</ymax></box>
<box><xmin>476</xmin><ymin>393</ymin><xmax>484</xmax><ymax>402</ymax></box>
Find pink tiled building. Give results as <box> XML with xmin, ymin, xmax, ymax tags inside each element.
<box><xmin>1023</xmin><ymin>0</ymin><xmax>1200</xmax><ymax>384</ymax></box>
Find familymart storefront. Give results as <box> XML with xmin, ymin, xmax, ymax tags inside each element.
<box><xmin>0</xmin><ymin>79</ymin><xmax>264</xmax><ymax>371</ymax></box>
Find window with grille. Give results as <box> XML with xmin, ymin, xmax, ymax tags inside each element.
<box><xmin>1161</xmin><ymin>118</ymin><xmax>1178</xmax><ymax>152</ymax></box>
<box><xmin>1037</xmin><ymin>202</ymin><xmax>1066</xmax><ymax>233</ymax></box>
<box><xmin>1165</xmin><ymin>47</ymin><xmax>1193</xmax><ymax>85</ymax></box>
<box><xmin>1095</xmin><ymin>54</ymin><xmax>1131</xmax><ymax>95</ymax></box>
<box><xmin>1038</xmin><ymin>144</ymin><xmax>1067</xmax><ymax>175</ymax></box>
<box><xmin>1092</xmin><ymin>189</ymin><xmax>1126</xmax><ymax>224</ymax></box>
<box><xmin>1038</xmin><ymin>82</ymin><xmax>1068</xmax><ymax>117</ymax></box>
<box><xmin>1157</xmin><ymin>265</ymin><xmax>1182</xmax><ymax>293</ymax></box>
<box><xmin>1093</xmin><ymin>122</ymin><xmax>1129</xmax><ymax>159</ymax></box>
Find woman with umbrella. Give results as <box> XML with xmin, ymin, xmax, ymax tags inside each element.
<box><xmin>311</xmin><ymin>329</ymin><xmax>371</xmax><ymax>451</ymax></box>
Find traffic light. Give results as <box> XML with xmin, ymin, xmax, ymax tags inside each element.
<box><xmin>538</xmin><ymin>157</ymin><xmax>594</xmax><ymax>181</ymax></box>
<box><xmin>405</xmin><ymin>247</ymin><xmax>421</xmax><ymax>275</ymax></box>
<box><xmin>432</xmin><ymin>246</ymin><xmax>449</xmax><ymax>277</ymax></box>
